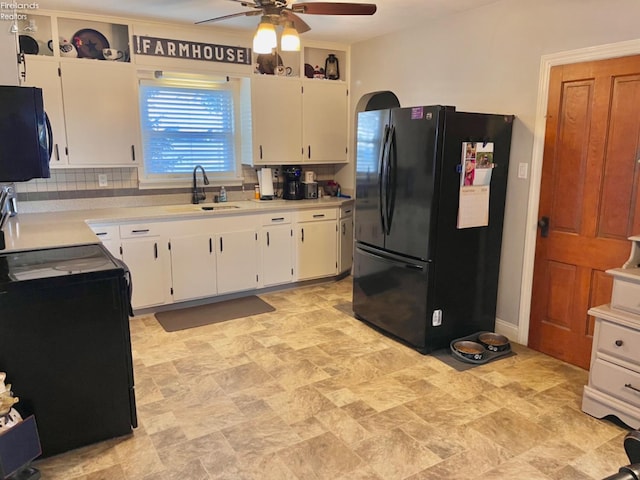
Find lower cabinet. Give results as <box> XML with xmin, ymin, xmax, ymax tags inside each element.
<box><xmin>121</xmin><ymin>237</ymin><xmax>170</xmax><ymax>309</ymax></box>
<box><xmin>295</xmin><ymin>209</ymin><xmax>338</xmax><ymax>281</ymax></box>
<box><xmin>339</xmin><ymin>206</ymin><xmax>354</xmax><ymax>273</ymax></box>
<box><xmin>216</xmin><ymin>229</ymin><xmax>260</xmax><ymax>295</ymax></box>
<box><xmin>169</xmin><ymin>233</ymin><xmax>217</xmax><ymax>302</ymax></box>
<box><xmin>89</xmin><ymin>203</ymin><xmax>352</xmax><ymax>309</ymax></box>
<box><xmin>261</xmin><ymin>213</ymin><xmax>294</xmax><ymax>287</ymax></box>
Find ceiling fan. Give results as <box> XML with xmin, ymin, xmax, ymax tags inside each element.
<box><xmin>195</xmin><ymin>0</ymin><xmax>377</xmax><ymax>35</ymax></box>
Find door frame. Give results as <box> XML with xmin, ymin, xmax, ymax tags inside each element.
<box><xmin>517</xmin><ymin>39</ymin><xmax>640</xmax><ymax>345</ymax></box>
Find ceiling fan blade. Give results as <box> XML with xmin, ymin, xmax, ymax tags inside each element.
<box><xmin>281</xmin><ymin>10</ymin><xmax>311</xmax><ymax>33</ymax></box>
<box><xmin>291</xmin><ymin>2</ymin><xmax>376</xmax><ymax>15</ymax></box>
<box><xmin>195</xmin><ymin>10</ymin><xmax>261</xmax><ymax>25</ymax></box>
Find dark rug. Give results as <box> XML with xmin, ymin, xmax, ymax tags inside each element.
<box><xmin>431</xmin><ymin>348</ymin><xmax>517</xmax><ymax>372</ymax></box>
<box><xmin>155</xmin><ymin>296</ymin><xmax>275</xmax><ymax>332</ymax></box>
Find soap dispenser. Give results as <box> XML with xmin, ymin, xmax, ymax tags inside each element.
<box><xmin>219</xmin><ymin>186</ymin><xmax>227</xmax><ymax>202</ymax></box>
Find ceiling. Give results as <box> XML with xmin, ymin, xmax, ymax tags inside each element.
<box><xmin>41</xmin><ymin>0</ymin><xmax>501</xmax><ymax>44</ymax></box>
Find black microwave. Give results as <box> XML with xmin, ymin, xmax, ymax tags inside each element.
<box><xmin>0</xmin><ymin>86</ymin><xmax>51</xmax><ymax>182</ymax></box>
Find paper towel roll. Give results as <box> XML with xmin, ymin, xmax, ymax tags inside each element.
<box><xmin>259</xmin><ymin>168</ymin><xmax>274</xmax><ymax>199</ymax></box>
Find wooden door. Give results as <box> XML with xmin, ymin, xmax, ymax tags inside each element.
<box><xmin>529</xmin><ymin>55</ymin><xmax>640</xmax><ymax>369</ymax></box>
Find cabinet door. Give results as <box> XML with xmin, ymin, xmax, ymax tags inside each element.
<box><xmin>22</xmin><ymin>58</ymin><xmax>69</xmax><ymax>165</ymax></box>
<box><xmin>339</xmin><ymin>216</ymin><xmax>353</xmax><ymax>273</ymax></box>
<box><xmin>60</xmin><ymin>61</ymin><xmax>140</xmax><ymax>166</ymax></box>
<box><xmin>296</xmin><ymin>221</ymin><xmax>338</xmax><ymax>280</ymax></box>
<box><xmin>170</xmin><ymin>234</ymin><xmax>217</xmax><ymax>302</ymax></box>
<box><xmin>251</xmin><ymin>76</ymin><xmax>302</xmax><ymax>165</ymax></box>
<box><xmin>216</xmin><ymin>229</ymin><xmax>259</xmax><ymax>294</ymax></box>
<box><xmin>262</xmin><ymin>225</ymin><xmax>294</xmax><ymax>287</ymax></box>
<box><xmin>302</xmin><ymin>81</ymin><xmax>348</xmax><ymax>163</ymax></box>
<box><xmin>121</xmin><ymin>238</ymin><xmax>168</xmax><ymax>309</ymax></box>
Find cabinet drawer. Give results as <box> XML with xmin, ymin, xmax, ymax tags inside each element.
<box><xmin>611</xmin><ymin>273</ymin><xmax>640</xmax><ymax>315</ymax></box>
<box><xmin>261</xmin><ymin>213</ymin><xmax>292</xmax><ymax>226</ymax></box>
<box><xmin>119</xmin><ymin>223</ymin><xmax>160</xmax><ymax>238</ymax></box>
<box><xmin>297</xmin><ymin>209</ymin><xmax>337</xmax><ymax>222</ymax></box>
<box><xmin>89</xmin><ymin>224</ymin><xmax>119</xmax><ymax>241</ymax></box>
<box><xmin>340</xmin><ymin>205</ymin><xmax>353</xmax><ymax>218</ymax></box>
<box><xmin>597</xmin><ymin>319</ymin><xmax>640</xmax><ymax>365</ymax></box>
<box><xmin>590</xmin><ymin>358</ymin><xmax>640</xmax><ymax>409</ymax></box>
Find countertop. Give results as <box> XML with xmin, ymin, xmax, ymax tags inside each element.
<box><xmin>0</xmin><ymin>197</ymin><xmax>353</xmax><ymax>253</ymax></box>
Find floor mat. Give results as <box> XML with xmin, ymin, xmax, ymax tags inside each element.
<box><xmin>431</xmin><ymin>348</ymin><xmax>516</xmax><ymax>372</ymax></box>
<box><xmin>155</xmin><ymin>296</ymin><xmax>275</xmax><ymax>332</ymax></box>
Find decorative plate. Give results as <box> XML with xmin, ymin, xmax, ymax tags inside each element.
<box><xmin>72</xmin><ymin>29</ymin><xmax>110</xmax><ymax>59</ymax></box>
<box><xmin>19</xmin><ymin>35</ymin><xmax>39</xmax><ymax>55</ymax></box>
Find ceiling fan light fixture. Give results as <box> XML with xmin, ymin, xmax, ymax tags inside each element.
<box><xmin>253</xmin><ymin>16</ymin><xmax>277</xmax><ymax>54</ymax></box>
<box><xmin>280</xmin><ymin>21</ymin><xmax>300</xmax><ymax>52</ymax></box>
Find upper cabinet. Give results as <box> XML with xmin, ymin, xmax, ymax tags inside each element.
<box><xmin>302</xmin><ymin>81</ymin><xmax>348</xmax><ymax>163</ymax></box>
<box><xmin>247</xmin><ymin>44</ymin><xmax>349</xmax><ymax>166</ymax></box>
<box><xmin>19</xmin><ymin>13</ymin><xmax>140</xmax><ymax>167</ymax></box>
<box><xmin>23</xmin><ymin>57</ymin><xmax>140</xmax><ymax>167</ymax></box>
<box><xmin>251</xmin><ymin>75</ymin><xmax>302</xmax><ymax>165</ymax></box>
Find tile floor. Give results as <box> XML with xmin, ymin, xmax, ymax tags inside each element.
<box><xmin>35</xmin><ymin>277</ymin><xmax>631</xmax><ymax>479</ymax></box>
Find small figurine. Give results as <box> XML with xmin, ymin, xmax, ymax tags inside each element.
<box><xmin>0</xmin><ymin>372</ymin><xmax>22</xmax><ymax>430</ymax></box>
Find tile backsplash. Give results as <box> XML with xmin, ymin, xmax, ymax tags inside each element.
<box><xmin>14</xmin><ymin>164</ymin><xmax>339</xmax><ymax>211</ymax></box>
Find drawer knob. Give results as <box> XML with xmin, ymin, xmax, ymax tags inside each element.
<box><xmin>615</xmin><ymin>340</ymin><xmax>624</xmax><ymax>347</ymax></box>
<box><xmin>625</xmin><ymin>383</ymin><xmax>640</xmax><ymax>394</ymax></box>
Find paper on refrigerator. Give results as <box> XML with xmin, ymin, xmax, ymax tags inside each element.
<box><xmin>457</xmin><ymin>142</ymin><xmax>495</xmax><ymax>229</ymax></box>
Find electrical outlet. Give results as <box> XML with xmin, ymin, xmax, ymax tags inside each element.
<box><xmin>98</xmin><ymin>174</ymin><xmax>108</xmax><ymax>187</ymax></box>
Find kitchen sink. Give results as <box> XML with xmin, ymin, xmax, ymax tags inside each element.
<box><xmin>162</xmin><ymin>204</ymin><xmax>241</xmax><ymax>214</ymax></box>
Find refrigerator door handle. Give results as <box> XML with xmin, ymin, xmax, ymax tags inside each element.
<box><xmin>385</xmin><ymin>125</ymin><xmax>397</xmax><ymax>235</ymax></box>
<box><xmin>356</xmin><ymin>245</ymin><xmax>425</xmax><ymax>271</ymax></box>
<box><xmin>44</xmin><ymin>112</ymin><xmax>53</xmax><ymax>162</ymax></box>
<box><xmin>378</xmin><ymin>124</ymin><xmax>390</xmax><ymax>234</ymax></box>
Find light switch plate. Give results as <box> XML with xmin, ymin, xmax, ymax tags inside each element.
<box><xmin>98</xmin><ymin>174</ymin><xmax>108</xmax><ymax>187</ymax></box>
<box><xmin>518</xmin><ymin>163</ymin><xmax>528</xmax><ymax>179</ymax></box>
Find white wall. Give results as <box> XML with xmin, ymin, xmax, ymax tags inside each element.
<box><xmin>347</xmin><ymin>0</ymin><xmax>640</xmax><ymax>329</ymax></box>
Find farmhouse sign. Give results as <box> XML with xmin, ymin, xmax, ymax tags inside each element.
<box><xmin>133</xmin><ymin>35</ymin><xmax>251</xmax><ymax>65</ymax></box>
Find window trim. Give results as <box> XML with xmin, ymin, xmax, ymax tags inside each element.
<box><xmin>137</xmin><ymin>71</ymin><xmax>246</xmax><ymax>188</ymax></box>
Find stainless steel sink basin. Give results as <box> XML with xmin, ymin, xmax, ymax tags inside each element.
<box><xmin>163</xmin><ymin>204</ymin><xmax>241</xmax><ymax>214</ymax></box>
<box><xmin>200</xmin><ymin>205</ymin><xmax>240</xmax><ymax>211</ymax></box>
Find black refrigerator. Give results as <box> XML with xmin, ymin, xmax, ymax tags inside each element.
<box><xmin>353</xmin><ymin>105</ymin><xmax>514</xmax><ymax>353</ymax></box>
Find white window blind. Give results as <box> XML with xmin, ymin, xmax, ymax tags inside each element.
<box><xmin>139</xmin><ymin>83</ymin><xmax>236</xmax><ymax>175</ymax></box>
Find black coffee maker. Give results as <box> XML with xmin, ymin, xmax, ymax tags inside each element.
<box><xmin>283</xmin><ymin>165</ymin><xmax>304</xmax><ymax>200</ymax></box>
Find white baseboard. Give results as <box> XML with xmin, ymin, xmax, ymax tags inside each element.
<box><xmin>495</xmin><ymin>317</ymin><xmax>520</xmax><ymax>343</ymax></box>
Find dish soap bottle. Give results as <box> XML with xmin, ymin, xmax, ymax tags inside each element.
<box><xmin>219</xmin><ymin>186</ymin><xmax>227</xmax><ymax>202</ymax></box>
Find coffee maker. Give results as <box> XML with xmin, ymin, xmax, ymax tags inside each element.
<box><xmin>283</xmin><ymin>165</ymin><xmax>304</xmax><ymax>200</ymax></box>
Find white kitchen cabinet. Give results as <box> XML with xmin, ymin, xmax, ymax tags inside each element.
<box><xmin>24</xmin><ymin>58</ymin><xmax>140</xmax><ymax>167</ymax></box>
<box><xmin>60</xmin><ymin>60</ymin><xmax>140</xmax><ymax>166</ymax></box>
<box><xmin>88</xmin><ymin>224</ymin><xmax>121</xmax><ymax>259</ymax></box>
<box><xmin>251</xmin><ymin>76</ymin><xmax>302</xmax><ymax>165</ymax></box>
<box><xmin>119</xmin><ymin>223</ymin><xmax>170</xmax><ymax>309</ymax></box>
<box><xmin>260</xmin><ymin>213</ymin><xmax>294</xmax><ymax>287</ymax></box>
<box><xmin>22</xmin><ymin>57</ymin><xmax>69</xmax><ymax>165</ymax></box>
<box><xmin>216</xmin><ymin>229</ymin><xmax>260</xmax><ymax>294</ymax></box>
<box><xmin>339</xmin><ymin>205</ymin><xmax>354</xmax><ymax>273</ymax></box>
<box><xmin>301</xmin><ymin>81</ymin><xmax>348</xmax><ymax>163</ymax></box>
<box><xmin>169</xmin><ymin>233</ymin><xmax>217</xmax><ymax>302</ymax></box>
<box><xmin>295</xmin><ymin>208</ymin><xmax>338</xmax><ymax>281</ymax></box>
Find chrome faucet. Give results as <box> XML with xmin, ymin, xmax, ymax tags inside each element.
<box><xmin>192</xmin><ymin>165</ymin><xmax>210</xmax><ymax>204</ymax></box>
